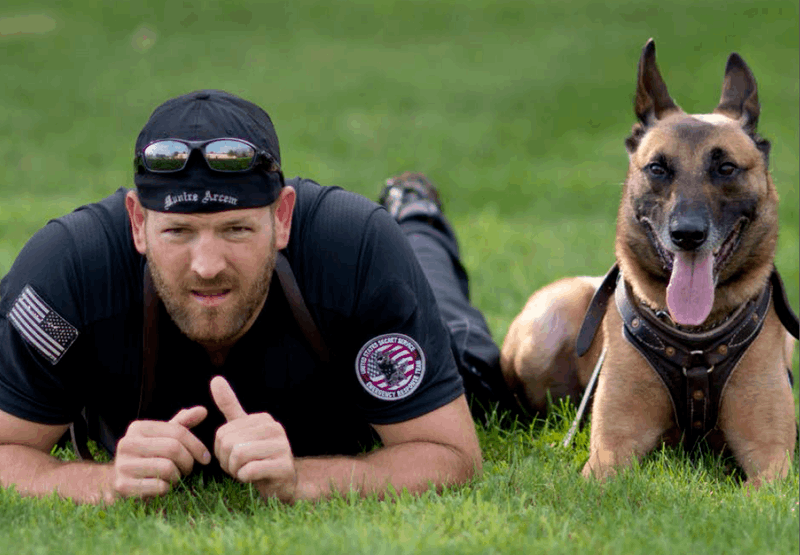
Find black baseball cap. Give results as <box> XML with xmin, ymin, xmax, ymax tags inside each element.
<box><xmin>133</xmin><ymin>90</ymin><xmax>284</xmax><ymax>213</ymax></box>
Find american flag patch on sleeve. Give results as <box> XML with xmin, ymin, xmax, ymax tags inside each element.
<box><xmin>8</xmin><ymin>285</ymin><xmax>79</xmax><ymax>365</ymax></box>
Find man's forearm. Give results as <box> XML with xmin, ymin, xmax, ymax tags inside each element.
<box><xmin>287</xmin><ymin>440</ymin><xmax>482</xmax><ymax>502</ymax></box>
<box><xmin>0</xmin><ymin>444</ymin><xmax>115</xmax><ymax>504</ymax></box>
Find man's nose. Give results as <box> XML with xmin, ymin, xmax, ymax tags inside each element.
<box><xmin>190</xmin><ymin>234</ymin><xmax>227</xmax><ymax>279</ymax></box>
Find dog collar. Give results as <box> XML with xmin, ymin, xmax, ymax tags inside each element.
<box><xmin>576</xmin><ymin>264</ymin><xmax>798</xmax><ymax>358</ymax></box>
<box><xmin>615</xmin><ymin>278</ymin><xmax>771</xmax><ymax>373</ymax></box>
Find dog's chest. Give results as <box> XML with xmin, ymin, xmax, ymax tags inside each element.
<box><xmin>614</xmin><ymin>278</ymin><xmax>772</xmax><ymax>449</ymax></box>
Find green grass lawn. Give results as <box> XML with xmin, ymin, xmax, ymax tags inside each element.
<box><xmin>0</xmin><ymin>0</ymin><xmax>797</xmax><ymax>553</ymax></box>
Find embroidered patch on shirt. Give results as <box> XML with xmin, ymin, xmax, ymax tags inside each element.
<box><xmin>355</xmin><ymin>333</ymin><xmax>426</xmax><ymax>400</ymax></box>
<box><xmin>8</xmin><ymin>285</ymin><xmax>79</xmax><ymax>365</ymax></box>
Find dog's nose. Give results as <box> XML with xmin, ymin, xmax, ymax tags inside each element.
<box><xmin>670</xmin><ymin>217</ymin><xmax>708</xmax><ymax>250</ymax></box>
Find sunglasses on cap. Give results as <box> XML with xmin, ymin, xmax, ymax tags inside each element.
<box><xmin>134</xmin><ymin>138</ymin><xmax>282</xmax><ymax>176</ymax></box>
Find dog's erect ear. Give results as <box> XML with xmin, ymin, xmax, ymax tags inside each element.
<box><xmin>634</xmin><ymin>39</ymin><xmax>679</xmax><ymax>126</ymax></box>
<box><xmin>713</xmin><ymin>53</ymin><xmax>760</xmax><ymax>134</ymax></box>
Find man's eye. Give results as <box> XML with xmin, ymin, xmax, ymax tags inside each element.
<box><xmin>226</xmin><ymin>226</ymin><xmax>253</xmax><ymax>235</ymax></box>
<box><xmin>164</xmin><ymin>228</ymin><xmax>189</xmax><ymax>236</ymax></box>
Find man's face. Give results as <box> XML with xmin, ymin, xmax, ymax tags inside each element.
<box><xmin>140</xmin><ymin>206</ymin><xmax>278</xmax><ymax>348</ymax></box>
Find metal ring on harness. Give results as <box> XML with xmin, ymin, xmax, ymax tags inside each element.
<box><xmin>682</xmin><ymin>365</ymin><xmax>714</xmax><ymax>376</ymax></box>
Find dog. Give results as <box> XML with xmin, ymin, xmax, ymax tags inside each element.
<box><xmin>501</xmin><ymin>39</ymin><xmax>798</xmax><ymax>487</ymax></box>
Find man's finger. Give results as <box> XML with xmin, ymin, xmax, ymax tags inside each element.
<box><xmin>170</xmin><ymin>406</ymin><xmax>208</xmax><ymax>429</ymax></box>
<box><xmin>168</xmin><ymin>407</ymin><xmax>211</xmax><ymax>465</ymax></box>
<box><xmin>114</xmin><ymin>476</ymin><xmax>171</xmax><ymax>499</ymax></box>
<box><xmin>210</xmin><ymin>376</ymin><xmax>248</xmax><ymax>421</ymax></box>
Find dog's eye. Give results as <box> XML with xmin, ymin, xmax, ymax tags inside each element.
<box><xmin>717</xmin><ymin>163</ymin><xmax>738</xmax><ymax>177</ymax></box>
<box><xmin>645</xmin><ymin>162</ymin><xmax>667</xmax><ymax>177</ymax></box>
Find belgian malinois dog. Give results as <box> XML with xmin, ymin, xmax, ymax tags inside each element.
<box><xmin>501</xmin><ymin>39</ymin><xmax>798</xmax><ymax>487</ymax></box>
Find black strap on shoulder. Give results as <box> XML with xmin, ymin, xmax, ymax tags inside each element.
<box><xmin>71</xmin><ymin>265</ymin><xmax>159</xmax><ymax>461</ymax></box>
<box><xmin>138</xmin><ymin>264</ymin><xmax>159</xmax><ymax>419</ymax></box>
<box><xmin>576</xmin><ymin>264</ymin><xmax>620</xmax><ymax>357</ymax></box>
<box><xmin>71</xmin><ymin>256</ymin><xmax>329</xmax><ymax>459</ymax></box>
<box><xmin>771</xmin><ymin>268</ymin><xmax>799</xmax><ymax>339</ymax></box>
<box><xmin>135</xmin><ymin>254</ymin><xmax>330</xmax><ymax>412</ymax></box>
<box><xmin>68</xmin><ymin>411</ymin><xmax>94</xmax><ymax>461</ymax></box>
<box><xmin>275</xmin><ymin>252</ymin><xmax>331</xmax><ymax>364</ymax></box>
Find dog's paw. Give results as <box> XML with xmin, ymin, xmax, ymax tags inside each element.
<box><xmin>581</xmin><ymin>459</ymin><xmax>615</xmax><ymax>481</ymax></box>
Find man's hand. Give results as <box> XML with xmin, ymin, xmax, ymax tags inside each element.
<box><xmin>210</xmin><ymin>376</ymin><xmax>297</xmax><ymax>502</ymax></box>
<box><xmin>113</xmin><ymin>406</ymin><xmax>211</xmax><ymax>499</ymax></box>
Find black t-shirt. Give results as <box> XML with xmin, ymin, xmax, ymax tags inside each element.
<box><xmin>0</xmin><ymin>179</ymin><xmax>464</xmax><ymax>463</ymax></box>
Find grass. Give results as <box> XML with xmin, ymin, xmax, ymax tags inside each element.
<box><xmin>1</xmin><ymin>409</ymin><xmax>797</xmax><ymax>554</ymax></box>
<box><xmin>0</xmin><ymin>0</ymin><xmax>798</xmax><ymax>553</ymax></box>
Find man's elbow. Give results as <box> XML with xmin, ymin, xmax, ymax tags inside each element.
<box><xmin>445</xmin><ymin>440</ymin><xmax>483</xmax><ymax>485</ymax></box>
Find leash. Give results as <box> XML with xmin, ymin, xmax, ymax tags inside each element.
<box><xmin>576</xmin><ymin>264</ymin><xmax>620</xmax><ymax>357</ymax></box>
<box><xmin>562</xmin><ymin>346</ymin><xmax>606</xmax><ymax>447</ymax></box>
<box><xmin>770</xmin><ymin>268</ymin><xmax>799</xmax><ymax>339</ymax></box>
<box><xmin>563</xmin><ymin>264</ymin><xmax>620</xmax><ymax>446</ymax></box>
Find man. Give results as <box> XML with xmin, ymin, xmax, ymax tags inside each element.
<box><xmin>0</xmin><ymin>90</ymin><xmax>515</xmax><ymax>504</ymax></box>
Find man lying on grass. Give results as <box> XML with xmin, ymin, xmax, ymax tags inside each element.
<box><xmin>0</xmin><ymin>90</ymin><xmax>518</xmax><ymax>504</ymax></box>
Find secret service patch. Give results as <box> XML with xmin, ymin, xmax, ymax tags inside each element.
<box><xmin>355</xmin><ymin>333</ymin><xmax>426</xmax><ymax>401</ymax></box>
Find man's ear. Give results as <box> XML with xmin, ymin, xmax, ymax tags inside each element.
<box><xmin>125</xmin><ymin>190</ymin><xmax>148</xmax><ymax>255</ymax></box>
<box><xmin>273</xmin><ymin>186</ymin><xmax>296</xmax><ymax>250</ymax></box>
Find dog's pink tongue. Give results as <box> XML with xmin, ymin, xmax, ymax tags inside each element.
<box><xmin>666</xmin><ymin>252</ymin><xmax>714</xmax><ymax>326</ymax></box>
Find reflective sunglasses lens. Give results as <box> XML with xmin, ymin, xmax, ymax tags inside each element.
<box><xmin>204</xmin><ymin>140</ymin><xmax>256</xmax><ymax>171</ymax></box>
<box><xmin>143</xmin><ymin>141</ymin><xmax>190</xmax><ymax>171</ymax></box>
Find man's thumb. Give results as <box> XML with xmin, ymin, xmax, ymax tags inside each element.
<box><xmin>210</xmin><ymin>376</ymin><xmax>248</xmax><ymax>421</ymax></box>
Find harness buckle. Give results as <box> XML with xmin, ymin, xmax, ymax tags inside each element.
<box><xmin>682</xmin><ymin>365</ymin><xmax>714</xmax><ymax>376</ymax></box>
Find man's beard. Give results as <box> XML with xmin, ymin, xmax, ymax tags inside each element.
<box><xmin>147</xmin><ymin>240</ymin><xmax>277</xmax><ymax>347</ymax></box>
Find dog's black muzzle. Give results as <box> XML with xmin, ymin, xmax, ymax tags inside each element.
<box><xmin>668</xmin><ymin>200</ymin><xmax>710</xmax><ymax>251</ymax></box>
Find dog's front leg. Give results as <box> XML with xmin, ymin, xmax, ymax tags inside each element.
<box><xmin>721</xmin><ymin>385</ymin><xmax>796</xmax><ymax>488</ymax></box>
<box><xmin>719</xmin><ymin>318</ymin><xmax>797</xmax><ymax>487</ymax></box>
<box><xmin>582</xmin><ymin>314</ymin><xmax>675</xmax><ymax>480</ymax></box>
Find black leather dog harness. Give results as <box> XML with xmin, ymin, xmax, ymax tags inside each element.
<box><xmin>617</xmin><ymin>274</ymin><xmax>772</xmax><ymax>448</ymax></box>
<box><xmin>575</xmin><ymin>264</ymin><xmax>798</xmax><ymax>449</ymax></box>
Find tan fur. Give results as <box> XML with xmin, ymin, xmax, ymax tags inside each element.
<box><xmin>500</xmin><ymin>276</ymin><xmax>603</xmax><ymax>414</ymax></box>
<box><xmin>501</xmin><ymin>40</ymin><xmax>796</xmax><ymax>486</ymax></box>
